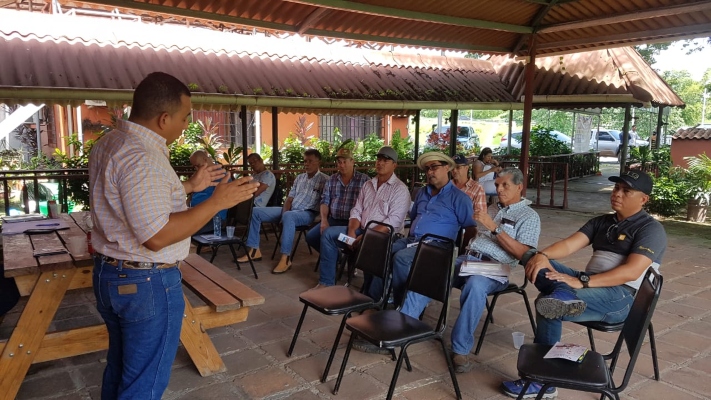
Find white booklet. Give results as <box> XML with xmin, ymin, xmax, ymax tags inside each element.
<box><xmin>543</xmin><ymin>342</ymin><xmax>589</xmax><ymax>363</ymax></box>
<box><xmin>459</xmin><ymin>260</ymin><xmax>510</xmax><ymax>277</ymax></box>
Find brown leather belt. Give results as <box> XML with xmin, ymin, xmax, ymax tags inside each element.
<box><xmin>97</xmin><ymin>253</ymin><xmax>180</xmax><ymax>270</ymax></box>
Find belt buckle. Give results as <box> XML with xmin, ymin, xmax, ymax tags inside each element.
<box><xmin>137</xmin><ymin>262</ymin><xmax>153</xmax><ymax>269</ymax></box>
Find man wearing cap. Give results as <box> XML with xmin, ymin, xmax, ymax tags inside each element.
<box><xmin>397</xmin><ymin>167</ymin><xmax>540</xmax><ymax>372</ymax></box>
<box><xmin>502</xmin><ymin>170</ymin><xmax>667</xmax><ymax>399</ymax></box>
<box><xmin>359</xmin><ymin>152</ymin><xmax>475</xmax><ymax>329</ymax></box>
<box><xmin>305</xmin><ymin>148</ymin><xmax>368</xmax><ymax>278</ymax></box>
<box><xmin>452</xmin><ymin>154</ymin><xmax>487</xmax><ymax>215</ymax></box>
<box><xmin>310</xmin><ymin>146</ymin><xmax>409</xmax><ymax>289</ymax></box>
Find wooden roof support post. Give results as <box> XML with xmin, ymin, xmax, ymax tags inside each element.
<box><xmin>414</xmin><ymin>110</ymin><xmax>421</xmax><ymax>161</ymax></box>
<box><xmin>620</xmin><ymin>104</ymin><xmax>632</xmax><ymax>175</ymax></box>
<box><xmin>655</xmin><ymin>106</ymin><xmax>665</xmax><ymax>150</ymax></box>
<box><xmin>520</xmin><ymin>35</ymin><xmax>537</xmax><ymax>196</ymax></box>
<box><xmin>449</xmin><ymin>109</ymin><xmax>459</xmax><ymax>156</ymax></box>
<box><xmin>271</xmin><ymin>106</ymin><xmax>279</xmax><ymax>171</ymax></box>
<box><xmin>241</xmin><ymin>105</ymin><xmax>249</xmax><ymax>170</ymax></box>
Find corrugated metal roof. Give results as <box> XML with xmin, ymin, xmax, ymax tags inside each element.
<box><xmin>22</xmin><ymin>0</ymin><xmax>711</xmax><ymax>56</ymax></box>
<box><xmin>674</xmin><ymin>127</ymin><xmax>711</xmax><ymax>140</ymax></box>
<box><xmin>491</xmin><ymin>47</ymin><xmax>685</xmax><ymax>108</ymax></box>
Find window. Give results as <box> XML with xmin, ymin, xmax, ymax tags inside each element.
<box><xmin>190</xmin><ymin>110</ymin><xmax>256</xmax><ymax>148</ymax></box>
<box><xmin>319</xmin><ymin>115</ymin><xmax>382</xmax><ymax>141</ymax></box>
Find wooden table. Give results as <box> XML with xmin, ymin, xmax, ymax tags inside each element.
<box><xmin>0</xmin><ymin>212</ymin><xmax>264</xmax><ymax>400</ymax></box>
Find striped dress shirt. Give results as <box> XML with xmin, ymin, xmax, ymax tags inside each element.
<box><xmin>350</xmin><ymin>173</ymin><xmax>410</xmax><ymax>233</ymax></box>
<box><xmin>89</xmin><ymin>120</ymin><xmax>189</xmax><ymax>263</ymax></box>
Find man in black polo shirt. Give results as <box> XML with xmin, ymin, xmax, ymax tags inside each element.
<box><xmin>502</xmin><ymin>170</ymin><xmax>667</xmax><ymax>399</ymax></box>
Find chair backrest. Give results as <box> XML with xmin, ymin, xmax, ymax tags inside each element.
<box><xmin>614</xmin><ymin>268</ymin><xmax>663</xmax><ymax>391</ymax></box>
<box><xmin>352</xmin><ymin>221</ymin><xmax>394</xmax><ymax>304</ymax></box>
<box><xmin>226</xmin><ymin>197</ymin><xmax>255</xmax><ymax>240</ymax></box>
<box><xmin>401</xmin><ymin>234</ymin><xmax>456</xmax><ymax>332</ymax></box>
<box><xmin>267</xmin><ymin>178</ymin><xmax>284</xmax><ymax>207</ymax></box>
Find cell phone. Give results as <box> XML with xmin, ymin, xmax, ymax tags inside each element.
<box><xmin>338</xmin><ymin>233</ymin><xmax>356</xmax><ymax>245</ymax></box>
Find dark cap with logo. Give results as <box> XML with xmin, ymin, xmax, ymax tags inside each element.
<box><xmin>608</xmin><ymin>170</ymin><xmax>653</xmax><ymax>195</ymax></box>
<box><xmin>453</xmin><ymin>154</ymin><xmax>471</xmax><ymax>166</ymax></box>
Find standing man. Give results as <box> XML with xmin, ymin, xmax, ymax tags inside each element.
<box><xmin>246</xmin><ymin>153</ymin><xmax>276</xmax><ymax>207</ymax></box>
<box><xmin>189</xmin><ymin>149</ymin><xmax>228</xmax><ymax>234</ymax></box>
<box><xmin>451</xmin><ymin>154</ymin><xmax>487</xmax><ymax>215</ymax></box>
<box><xmin>305</xmin><ymin>147</ymin><xmax>369</xmax><ymax>255</ymax></box>
<box><xmin>239</xmin><ymin>149</ymin><xmax>328</xmax><ymax>274</ymax></box>
<box><xmin>312</xmin><ymin>146</ymin><xmax>410</xmax><ymax>289</ymax></box>
<box><xmin>89</xmin><ymin>71</ymin><xmax>259</xmax><ymax>399</ymax></box>
<box><xmin>401</xmin><ymin>168</ymin><xmax>540</xmax><ymax>373</ymax></box>
<box><xmin>502</xmin><ymin>170</ymin><xmax>667</xmax><ymax>399</ymax></box>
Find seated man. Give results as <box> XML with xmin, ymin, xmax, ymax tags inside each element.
<box><xmin>239</xmin><ymin>149</ymin><xmax>328</xmax><ymax>273</ymax></box>
<box><xmin>312</xmin><ymin>146</ymin><xmax>409</xmax><ymax>289</ymax></box>
<box><xmin>246</xmin><ymin>153</ymin><xmax>276</xmax><ymax>207</ymax></box>
<box><xmin>355</xmin><ymin>152</ymin><xmax>474</xmax><ymax>353</ymax></box>
<box><xmin>452</xmin><ymin>154</ymin><xmax>487</xmax><ymax>215</ymax></box>
<box><xmin>502</xmin><ymin>170</ymin><xmax>667</xmax><ymax>399</ymax></box>
<box><xmin>189</xmin><ymin>149</ymin><xmax>228</xmax><ymax>234</ymax></box>
<box><xmin>400</xmin><ymin>167</ymin><xmax>540</xmax><ymax>373</ymax></box>
<box><xmin>305</xmin><ymin>147</ymin><xmax>369</xmax><ymax>256</ymax></box>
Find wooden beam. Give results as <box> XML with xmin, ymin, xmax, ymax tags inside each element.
<box><xmin>537</xmin><ymin>23</ymin><xmax>711</xmax><ymax>51</ymax></box>
<box><xmin>286</xmin><ymin>0</ymin><xmax>532</xmax><ymax>33</ymax></box>
<box><xmin>513</xmin><ymin>0</ymin><xmax>561</xmax><ymax>55</ymax></box>
<box><xmin>539</xmin><ymin>1</ymin><xmax>711</xmax><ymax>34</ymax></box>
<box><xmin>296</xmin><ymin>7</ymin><xmax>331</xmax><ymax>35</ymax></box>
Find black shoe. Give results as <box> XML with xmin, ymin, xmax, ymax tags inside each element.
<box><xmin>352</xmin><ymin>339</ymin><xmax>391</xmax><ymax>355</ymax></box>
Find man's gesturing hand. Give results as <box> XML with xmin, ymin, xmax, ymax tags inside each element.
<box><xmin>187</xmin><ymin>164</ymin><xmax>227</xmax><ymax>193</ymax></box>
<box><xmin>211</xmin><ymin>175</ymin><xmax>259</xmax><ymax>210</ymax></box>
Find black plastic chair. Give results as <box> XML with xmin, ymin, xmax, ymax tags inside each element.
<box><xmin>333</xmin><ymin>234</ymin><xmax>461</xmax><ymax>400</ymax></box>
<box><xmin>191</xmin><ymin>197</ymin><xmax>259</xmax><ymax>279</ymax></box>
<box><xmin>574</xmin><ymin>320</ymin><xmax>659</xmax><ymax>381</ymax></box>
<box><xmin>513</xmin><ymin>268</ymin><xmax>663</xmax><ymax>400</ymax></box>
<box><xmin>287</xmin><ymin>221</ymin><xmax>395</xmax><ymax>383</ymax></box>
<box><xmin>261</xmin><ymin>178</ymin><xmax>283</xmax><ymax>242</ymax></box>
<box><xmin>474</xmin><ymin>272</ymin><xmax>536</xmax><ymax>355</ymax></box>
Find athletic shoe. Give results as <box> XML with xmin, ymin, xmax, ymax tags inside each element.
<box><xmin>501</xmin><ymin>379</ymin><xmax>557</xmax><ymax>399</ymax></box>
<box><xmin>535</xmin><ymin>289</ymin><xmax>586</xmax><ymax>319</ymax></box>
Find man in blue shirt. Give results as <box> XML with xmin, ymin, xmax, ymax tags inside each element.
<box><xmin>363</xmin><ymin>152</ymin><xmax>475</xmax><ymax>312</ymax></box>
<box><xmin>189</xmin><ymin>150</ymin><xmax>228</xmax><ymax>234</ymax></box>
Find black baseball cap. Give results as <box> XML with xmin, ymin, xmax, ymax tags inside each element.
<box><xmin>608</xmin><ymin>170</ymin><xmax>653</xmax><ymax>195</ymax></box>
<box><xmin>453</xmin><ymin>154</ymin><xmax>471</xmax><ymax>166</ymax></box>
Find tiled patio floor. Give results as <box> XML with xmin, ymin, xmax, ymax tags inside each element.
<box><xmin>3</xmin><ymin>171</ymin><xmax>711</xmax><ymax>399</ymax></box>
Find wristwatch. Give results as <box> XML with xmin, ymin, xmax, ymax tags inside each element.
<box><xmin>491</xmin><ymin>225</ymin><xmax>503</xmax><ymax>236</ymax></box>
<box><xmin>579</xmin><ymin>272</ymin><xmax>590</xmax><ymax>288</ymax></box>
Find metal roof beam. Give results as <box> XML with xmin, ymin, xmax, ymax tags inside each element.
<box><xmin>513</xmin><ymin>0</ymin><xmax>560</xmax><ymax>54</ymax></box>
<box><xmin>539</xmin><ymin>1</ymin><xmax>711</xmax><ymax>34</ymax></box>
<box><xmin>538</xmin><ymin>23</ymin><xmax>711</xmax><ymax>51</ymax></box>
<box><xmin>303</xmin><ymin>28</ymin><xmax>511</xmax><ymax>53</ymax></box>
<box><xmin>296</xmin><ymin>7</ymin><xmax>331</xmax><ymax>34</ymax></box>
<box><xmin>285</xmin><ymin>0</ymin><xmax>532</xmax><ymax>33</ymax></box>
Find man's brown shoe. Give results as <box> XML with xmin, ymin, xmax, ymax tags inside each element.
<box><xmin>237</xmin><ymin>248</ymin><xmax>262</xmax><ymax>262</ymax></box>
<box><xmin>452</xmin><ymin>353</ymin><xmax>473</xmax><ymax>373</ymax></box>
<box><xmin>272</xmin><ymin>255</ymin><xmax>292</xmax><ymax>274</ymax></box>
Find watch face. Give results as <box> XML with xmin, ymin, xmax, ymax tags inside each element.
<box><xmin>580</xmin><ymin>274</ymin><xmax>590</xmax><ymax>282</ymax></box>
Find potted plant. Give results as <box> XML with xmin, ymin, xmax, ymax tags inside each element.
<box><xmin>683</xmin><ymin>154</ymin><xmax>711</xmax><ymax>223</ymax></box>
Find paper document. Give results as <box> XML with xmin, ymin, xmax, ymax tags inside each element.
<box><xmin>1</xmin><ymin>219</ymin><xmax>71</xmax><ymax>235</ymax></box>
<box><xmin>459</xmin><ymin>260</ymin><xmax>510</xmax><ymax>278</ymax></box>
<box><xmin>543</xmin><ymin>342</ymin><xmax>589</xmax><ymax>363</ymax></box>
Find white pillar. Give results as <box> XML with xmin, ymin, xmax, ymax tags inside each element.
<box><xmin>254</xmin><ymin>110</ymin><xmax>261</xmax><ymax>153</ymax></box>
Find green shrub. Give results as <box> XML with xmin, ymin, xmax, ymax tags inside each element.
<box><xmin>646</xmin><ymin>168</ymin><xmax>689</xmax><ymax>217</ymax></box>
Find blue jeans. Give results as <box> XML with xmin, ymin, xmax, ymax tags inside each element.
<box><xmin>401</xmin><ymin>255</ymin><xmax>508</xmax><ymax>355</ymax></box>
<box><xmin>533</xmin><ymin>260</ymin><xmax>635</xmax><ymax>345</ymax></box>
<box><xmin>315</xmin><ymin>226</ymin><xmax>364</xmax><ymax>286</ymax></box>
<box><xmin>305</xmin><ymin>217</ymin><xmax>349</xmax><ymax>253</ymax></box>
<box><xmin>246</xmin><ymin>206</ymin><xmax>316</xmax><ymax>256</ymax></box>
<box><xmin>366</xmin><ymin>237</ymin><xmax>410</xmax><ymax>304</ymax></box>
<box><xmin>92</xmin><ymin>257</ymin><xmax>184</xmax><ymax>400</ymax></box>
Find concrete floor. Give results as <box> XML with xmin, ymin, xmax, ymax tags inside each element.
<box><xmin>3</xmin><ymin>170</ymin><xmax>711</xmax><ymax>400</ymax></box>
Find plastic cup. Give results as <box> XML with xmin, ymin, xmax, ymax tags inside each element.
<box><xmin>67</xmin><ymin>236</ymin><xmax>86</xmax><ymax>255</ymax></box>
<box><xmin>512</xmin><ymin>332</ymin><xmax>525</xmax><ymax>350</ymax></box>
<box><xmin>226</xmin><ymin>226</ymin><xmax>236</xmax><ymax>238</ymax></box>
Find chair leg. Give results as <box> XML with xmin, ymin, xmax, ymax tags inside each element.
<box><xmin>403</xmin><ymin>350</ymin><xmax>412</xmax><ymax>372</ymax></box>
<box><xmin>322</xmin><ymin>314</ymin><xmax>350</xmax><ymax>383</ymax></box>
<box><xmin>195</xmin><ymin>244</ymin><xmax>203</xmax><ymax>254</ymax></box>
<box><xmin>228</xmin><ymin>244</ymin><xmax>241</xmax><ymax>271</ymax></box>
<box><xmin>587</xmin><ymin>327</ymin><xmax>597</xmax><ymax>352</ymax></box>
<box><xmin>474</xmin><ymin>293</ymin><xmax>500</xmax><ymax>355</ymax></box>
<box><xmin>271</xmin><ymin>224</ymin><xmax>281</xmax><ymax>260</ymax></box>
<box><xmin>485</xmin><ymin>298</ymin><xmax>494</xmax><ymax>323</ymax></box>
<box><xmin>209</xmin><ymin>245</ymin><xmax>219</xmax><ymax>263</ymax></box>
<box><xmin>521</xmin><ymin>290</ymin><xmax>537</xmax><ymax>333</ymax></box>
<box><xmin>648</xmin><ymin>322</ymin><xmax>660</xmax><ymax>381</ymax></box>
<box><xmin>516</xmin><ymin>381</ymin><xmax>532</xmax><ymax>400</ymax></box>
<box><xmin>290</xmin><ymin>229</ymin><xmax>304</xmax><ymax>260</ymax></box>
<box><xmin>386</xmin><ymin>346</ymin><xmax>410</xmax><ymax>400</ymax></box>
<box><xmin>314</xmin><ymin>255</ymin><xmax>320</xmax><ymax>272</ymax></box>
<box><xmin>439</xmin><ymin>337</ymin><xmax>462</xmax><ymax>399</ymax></box>
<box><xmin>287</xmin><ymin>304</ymin><xmax>309</xmax><ymax>357</ymax></box>
<box><xmin>333</xmin><ymin>333</ymin><xmax>357</xmax><ymax>395</ymax></box>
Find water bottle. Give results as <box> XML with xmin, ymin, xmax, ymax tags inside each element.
<box><xmin>213</xmin><ymin>215</ymin><xmax>222</xmax><ymax>237</ymax></box>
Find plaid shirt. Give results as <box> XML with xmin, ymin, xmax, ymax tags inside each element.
<box><xmin>289</xmin><ymin>171</ymin><xmax>328</xmax><ymax>211</ymax></box>
<box><xmin>321</xmin><ymin>171</ymin><xmax>369</xmax><ymax>220</ymax></box>
<box><xmin>89</xmin><ymin>120</ymin><xmax>188</xmax><ymax>263</ymax></box>
<box><xmin>457</xmin><ymin>178</ymin><xmax>487</xmax><ymax>215</ymax></box>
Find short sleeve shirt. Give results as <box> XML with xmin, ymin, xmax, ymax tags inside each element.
<box><xmin>321</xmin><ymin>171</ymin><xmax>369</xmax><ymax>220</ymax></box>
<box><xmin>289</xmin><ymin>171</ymin><xmax>328</xmax><ymax>211</ymax></box>
<box><xmin>410</xmin><ymin>181</ymin><xmax>475</xmax><ymax>242</ymax></box>
<box><xmin>252</xmin><ymin>169</ymin><xmax>276</xmax><ymax>207</ymax></box>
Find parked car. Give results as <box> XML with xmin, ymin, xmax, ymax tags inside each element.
<box><xmin>430</xmin><ymin>125</ymin><xmax>480</xmax><ymax>150</ymax></box>
<box><xmin>498</xmin><ymin>130</ymin><xmax>572</xmax><ymax>149</ymax></box>
<box><xmin>590</xmin><ymin>129</ymin><xmax>647</xmax><ymax>157</ymax></box>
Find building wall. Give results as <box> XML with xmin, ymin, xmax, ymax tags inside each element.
<box><xmin>258</xmin><ymin>111</ymin><xmax>317</xmax><ymax>147</ymax></box>
<box><xmin>671</xmin><ymin>139</ymin><xmax>711</xmax><ymax>168</ymax></box>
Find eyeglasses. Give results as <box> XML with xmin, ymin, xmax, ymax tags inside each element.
<box><xmin>606</xmin><ymin>223</ymin><xmax>619</xmax><ymax>244</ymax></box>
<box><xmin>423</xmin><ymin>163</ymin><xmax>447</xmax><ymax>172</ymax></box>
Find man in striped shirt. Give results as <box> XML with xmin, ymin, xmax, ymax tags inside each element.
<box><xmin>239</xmin><ymin>149</ymin><xmax>328</xmax><ymax>274</ymax></box>
<box><xmin>452</xmin><ymin>154</ymin><xmax>487</xmax><ymax>215</ymax></box>
<box><xmin>89</xmin><ymin>72</ymin><xmax>258</xmax><ymax>399</ymax></box>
